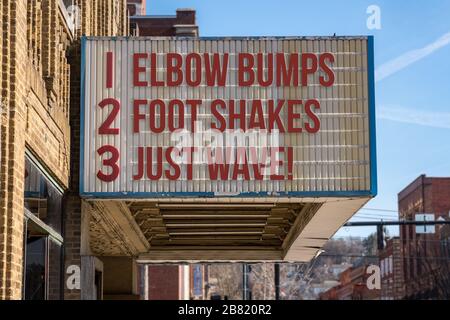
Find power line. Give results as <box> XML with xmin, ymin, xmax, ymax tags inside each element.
<box><xmin>354</xmin><ymin>213</ymin><xmax>397</xmax><ymax>220</ymax></box>
<box><xmin>354</xmin><ymin>218</ymin><xmax>398</xmax><ymax>222</ymax></box>
<box><xmin>363</xmin><ymin>208</ymin><xmax>398</xmax><ymax>213</ymax></box>
<box><xmin>356</xmin><ymin>212</ymin><xmax>396</xmax><ymax>216</ymax></box>
<box><xmin>354</xmin><ymin>219</ymin><xmax>397</xmax><ymax>222</ymax></box>
<box><xmin>345</xmin><ymin>220</ymin><xmax>450</xmax><ymax>227</ymax></box>
<box><xmin>358</xmin><ymin>211</ymin><xmax>398</xmax><ymax>217</ymax></box>
<box><xmin>319</xmin><ymin>253</ymin><xmax>450</xmax><ymax>261</ymax></box>
<box><xmin>329</xmin><ymin>238</ymin><xmax>450</xmax><ymax>244</ymax></box>
<box><xmin>353</xmin><ymin>214</ymin><xmax>395</xmax><ymax>218</ymax></box>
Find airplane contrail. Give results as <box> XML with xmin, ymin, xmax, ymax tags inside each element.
<box><xmin>376</xmin><ymin>32</ymin><xmax>450</xmax><ymax>82</ymax></box>
<box><xmin>377</xmin><ymin>105</ymin><xmax>450</xmax><ymax>129</ymax></box>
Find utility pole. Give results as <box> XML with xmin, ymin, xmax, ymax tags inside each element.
<box><xmin>376</xmin><ymin>224</ymin><xmax>384</xmax><ymax>250</ymax></box>
<box><xmin>242</xmin><ymin>264</ymin><xmax>251</xmax><ymax>300</ymax></box>
<box><xmin>274</xmin><ymin>263</ymin><xmax>280</xmax><ymax>300</ymax></box>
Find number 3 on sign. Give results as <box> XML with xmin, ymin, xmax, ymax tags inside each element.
<box><xmin>97</xmin><ymin>97</ymin><xmax>120</xmax><ymax>182</ymax></box>
<box><xmin>97</xmin><ymin>145</ymin><xmax>120</xmax><ymax>182</ymax></box>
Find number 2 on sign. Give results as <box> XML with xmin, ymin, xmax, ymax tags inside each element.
<box><xmin>97</xmin><ymin>145</ymin><xmax>120</xmax><ymax>182</ymax></box>
<box><xmin>98</xmin><ymin>98</ymin><xmax>120</xmax><ymax>135</ymax></box>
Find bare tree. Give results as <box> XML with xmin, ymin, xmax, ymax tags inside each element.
<box><xmin>250</xmin><ymin>264</ymin><xmax>275</xmax><ymax>300</ymax></box>
<box><xmin>208</xmin><ymin>264</ymin><xmax>243</xmax><ymax>300</ymax></box>
<box><xmin>417</xmin><ymin>227</ymin><xmax>450</xmax><ymax>299</ymax></box>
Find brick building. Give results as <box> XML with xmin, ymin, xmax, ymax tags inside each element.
<box><xmin>127</xmin><ymin>0</ymin><xmax>146</xmax><ymax>16</ymax></box>
<box><xmin>1</xmin><ymin>0</ymin><xmax>377</xmax><ymax>301</ymax></box>
<box><xmin>320</xmin><ymin>259</ymin><xmax>380</xmax><ymax>300</ymax></box>
<box><xmin>137</xmin><ymin>264</ymin><xmax>207</xmax><ymax>300</ymax></box>
<box><xmin>398</xmin><ymin>175</ymin><xmax>450</xmax><ymax>299</ymax></box>
<box><xmin>379</xmin><ymin>237</ymin><xmax>405</xmax><ymax>300</ymax></box>
<box><xmin>130</xmin><ymin>8</ymin><xmax>198</xmax><ymax>36</ymax></box>
<box><xmin>0</xmin><ymin>0</ymin><xmax>128</xmax><ymax>300</ymax></box>
<box><xmin>146</xmin><ymin>265</ymin><xmax>187</xmax><ymax>300</ymax></box>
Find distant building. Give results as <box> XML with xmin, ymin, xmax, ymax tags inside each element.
<box><xmin>329</xmin><ymin>263</ymin><xmax>353</xmax><ymax>278</ymax></box>
<box><xmin>138</xmin><ymin>264</ymin><xmax>208</xmax><ymax>300</ymax></box>
<box><xmin>130</xmin><ymin>8</ymin><xmax>199</xmax><ymax>36</ymax></box>
<box><xmin>310</xmin><ymin>281</ymin><xmax>340</xmax><ymax>297</ymax></box>
<box><xmin>127</xmin><ymin>0</ymin><xmax>146</xmax><ymax>16</ymax></box>
<box><xmin>398</xmin><ymin>175</ymin><xmax>450</xmax><ymax>299</ymax></box>
<box><xmin>303</xmin><ymin>264</ymin><xmax>351</xmax><ymax>299</ymax></box>
<box><xmin>378</xmin><ymin>237</ymin><xmax>405</xmax><ymax>300</ymax></box>
<box><xmin>320</xmin><ymin>259</ymin><xmax>380</xmax><ymax>300</ymax></box>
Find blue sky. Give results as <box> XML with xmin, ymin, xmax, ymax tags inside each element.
<box><xmin>147</xmin><ymin>0</ymin><xmax>450</xmax><ymax>237</ymax></box>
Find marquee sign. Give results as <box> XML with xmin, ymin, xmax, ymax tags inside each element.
<box><xmin>80</xmin><ymin>36</ymin><xmax>376</xmax><ymax>198</ymax></box>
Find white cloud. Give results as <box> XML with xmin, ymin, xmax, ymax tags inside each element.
<box><xmin>376</xmin><ymin>32</ymin><xmax>450</xmax><ymax>82</ymax></box>
<box><xmin>377</xmin><ymin>105</ymin><xmax>450</xmax><ymax>129</ymax></box>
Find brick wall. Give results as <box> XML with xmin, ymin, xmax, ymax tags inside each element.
<box><xmin>398</xmin><ymin>175</ymin><xmax>450</xmax><ymax>299</ymax></box>
<box><xmin>64</xmin><ymin>38</ymin><xmax>82</xmax><ymax>299</ymax></box>
<box><xmin>130</xmin><ymin>9</ymin><xmax>197</xmax><ymax>36</ymax></box>
<box><xmin>0</xmin><ymin>0</ymin><xmax>28</xmax><ymax>300</ymax></box>
<box><xmin>63</xmin><ymin>0</ymin><xmax>129</xmax><ymax>300</ymax></box>
<box><xmin>379</xmin><ymin>238</ymin><xmax>405</xmax><ymax>299</ymax></box>
<box><xmin>1</xmin><ymin>0</ymin><xmax>76</xmax><ymax>300</ymax></box>
<box><xmin>25</xmin><ymin>0</ymin><xmax>72</xmax><ymax>187</ymax></box>
<box><xmin>0</xmin><ymin>0</ymin><xmax>128</xmax><ymax>300</ymax></box>
<box><xmin>147</xmin><ymin>265</ymin><xmax>181</xmax><ymax>300</ymax></box>
<box><xmin>392</xmin><ymin>240</ymin><xmax>405</xmax><ymax>300</ymax></box>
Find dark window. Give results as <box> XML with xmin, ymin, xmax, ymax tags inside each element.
<box><xmin>94</xmin><ymin>271</ymin><xmax>103</xmax><ymax>300</ymax></box>
<box><xmin>24</xmin><ymin>236</ymin><xmax>47</xmax><ymax>300</ymax></box>
<box><xmin>23</xmin><ymin>156</ymin><xmax>64</xmax><ymax>300</ymax></box>
<box><xmin>24</xmin><ymin>157</ymin><xmax>63</xmax><ymax>234</ymax></box>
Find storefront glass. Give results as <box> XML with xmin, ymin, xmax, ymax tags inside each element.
<box><xmin>23</xmin><ymin>156</ymin><xmax>64</xmax><ymax>300</ymax></box>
